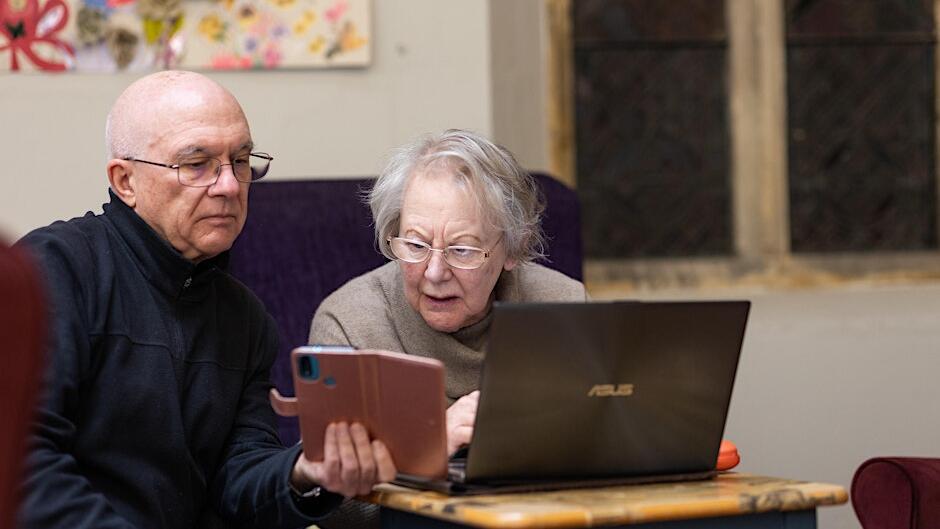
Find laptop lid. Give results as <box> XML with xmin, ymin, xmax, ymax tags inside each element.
<box><xmin>464</xmin><ymin>300</ymin><xmax>750</xmax><ymax>483</ymax></box>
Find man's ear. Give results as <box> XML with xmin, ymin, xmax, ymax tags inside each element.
<box><xmin>107</xmin><ymin>159</ymin><xmax>137</xmax><ymax>208</ymax></box>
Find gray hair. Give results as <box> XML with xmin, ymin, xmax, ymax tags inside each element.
<box><xmin>369</xmin><ymin>129</ymin><xmax>546</xmax><ymax>263</ymax></box>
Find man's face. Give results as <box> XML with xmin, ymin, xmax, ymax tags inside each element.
<box><xmin>130</xmin><ymin>92</ymin><xmax>252</xmax><ymax>262</ymax></box>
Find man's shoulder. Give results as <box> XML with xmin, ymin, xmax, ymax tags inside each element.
<box><xmin>17</xmin><ymin>212</ymin><xmax>111</xmax><ymax>269</ymax></box>
<box><xmin>19</xmin><ymin>211</ymin><xmax>107</xmax><ymax>248</ymax></box>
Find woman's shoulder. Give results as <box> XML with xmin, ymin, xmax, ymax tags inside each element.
<box><xmin>316</xmin><ymin>261</ymin><xmax>399</xmax><ymax>316</ymax></box>
<box><xmin>512</xmin><ymin>263</ymin><xmax>587</xmax><ymax>302</ymax></box>
<box><xmin>310</xmin><ymin>262</ymin><xmax>400</xmax><ymax>346</ymax></box>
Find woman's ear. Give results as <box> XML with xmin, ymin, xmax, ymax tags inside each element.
<box><xmin>503</xmin><ymin>258</ymin><xmax>518</xmax><ymax>272</ymax></box>
<box><xmin>107</xmin><ymin>159</ymin><xmax>137</xmax><ymax>208</ymax></box>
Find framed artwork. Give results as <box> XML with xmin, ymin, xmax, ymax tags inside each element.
<box><xmin>0</xmin><ymin>0</ymin><xmax>371</xmax><ymax>72</ymax></box>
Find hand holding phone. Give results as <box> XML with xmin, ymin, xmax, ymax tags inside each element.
<box><xmin>289</xmin><ymin>421</ymin><xmax>397</xmax><ymax>498</ymax></box>
<box><xmin>271</xmin><ymin>345</ymin><xmax>448</xmax><ymax>479</ymax></box>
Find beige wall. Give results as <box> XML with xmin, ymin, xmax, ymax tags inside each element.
<box><xmin>2</xmin><ymin>0</ymin><xmax>556</xmax><ymax>240</ymax></box>
<box><xmin>490</xmin><ymin>0</ymin><xmax>552</xmax><ymax>175</ymax></box>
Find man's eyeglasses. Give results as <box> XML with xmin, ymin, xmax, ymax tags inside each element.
<box><xmin>386</xmin><ymin>235</ymin><xmax>502</xmax><ymax>270</ymax></box>
<box><xmin>124</xmin><ymin>152</ymin><xmax>274</xmax><ymax>188</ymax></box>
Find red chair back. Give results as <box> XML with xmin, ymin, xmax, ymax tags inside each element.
<box><xmin>853</xmin><ymin>457</ymin><xmax>940</xmax><ymax>529</ymax></box>
<box><xmin>0</xmin><ymin>242</ymin><xmax>45</xmax><ymax>529</ymax></box>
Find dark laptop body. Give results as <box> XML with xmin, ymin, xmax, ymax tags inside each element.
<box><xmin>395</xmin><ymin>300</ymin><xmax>750</xmax><ymax>495</ymax></box>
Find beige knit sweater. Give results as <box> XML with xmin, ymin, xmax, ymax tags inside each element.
<box><xmin>308</xmin><ymin>261</ymin><xmax>587</xmax><ymax>401</ymax></box>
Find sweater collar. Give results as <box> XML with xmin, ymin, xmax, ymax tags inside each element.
<box><xmin>102</xmin><ymin>190</ymin><xmax>229</xmax><ymax>299</ymax></box>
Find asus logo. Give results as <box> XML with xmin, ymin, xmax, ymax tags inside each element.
<box><xmin>587</xmin><ymin>384</ymin><xmax>634</xmax><ymax>397</ymax></box>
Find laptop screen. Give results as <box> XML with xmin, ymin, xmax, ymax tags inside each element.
<box><xmin>465</xmin><ymin>300</ymin><xmax>750</xmax><ymax>483</ymax></box>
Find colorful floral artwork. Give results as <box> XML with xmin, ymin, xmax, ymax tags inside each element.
<box><xmin>184</xmin><ymin>0</ymin><xmax>368</xmax><ymax>69</ymax></box>
<box><xmin>71</xmin><ymin>0</ymin><xmax>185</xmax><ymax>72</ymax></box>
<box><xmin>0</xmin><ymin>0</ymin><xmax>369</xmax><ymax>72</ymax></box>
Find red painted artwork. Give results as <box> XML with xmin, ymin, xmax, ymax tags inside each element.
<box><xmin>0</xmin><ymin>0</ymin><xmax>74</xmax><ymax>71</ymax></box>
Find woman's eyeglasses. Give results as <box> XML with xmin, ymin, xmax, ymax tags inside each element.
<box><xmin>386</xmin><ymin>234</ymin><xmax>503</xmax><ymax>270</ymax></box>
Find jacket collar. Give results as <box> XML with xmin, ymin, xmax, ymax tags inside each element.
<box><xmin>102</xmin><ymin>190</ymin><xmax>230</xmax><ymax>299</ymax></box>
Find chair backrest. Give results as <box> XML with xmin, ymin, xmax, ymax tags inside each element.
<box><xmin>229</xmin><ymin>173</ymin><xmax>583</xmax><ymax>444</ymax></box>
<box><xmin>0</xmin><ymin>242</ymin><xmax>45</xmax><ymax>529</ymax></box>
<box><xmin>852</xmin><ymin>457</ymin><xmax>940</xmax><ymax>529</ymax></box>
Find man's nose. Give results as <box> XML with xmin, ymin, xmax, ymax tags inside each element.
<box><xmin>208</xmin><ymin>164</ymin><xmax>241</xmax><ymax>196</ymax></box>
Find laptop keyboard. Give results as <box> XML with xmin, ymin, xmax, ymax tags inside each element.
<box><xmin>447</xmin><ymin>448</ymin><xmax>468</xmax><ymax>483</ymax></box>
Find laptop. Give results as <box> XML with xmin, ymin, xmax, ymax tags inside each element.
<box><xmin>395</xmin><ymin>300</ymin><xmax>750</xmax><ymax>495</ymax></box>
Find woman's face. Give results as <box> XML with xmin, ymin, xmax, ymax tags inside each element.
<box><xmin>397</xmin><ymin>167</ymin><xmax>516</xmax><ymax>333</ymax></box>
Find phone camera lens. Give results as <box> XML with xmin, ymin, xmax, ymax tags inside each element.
<box><xmin>298</xmin><ymin>356</ymin><xmax>319</xmax><ymax>380</ymax></box>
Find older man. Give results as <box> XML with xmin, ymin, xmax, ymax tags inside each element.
<box><xmin>17</xmin><ymin>71</ymin><xmax>394</xmax><ymax>529</ymax></box>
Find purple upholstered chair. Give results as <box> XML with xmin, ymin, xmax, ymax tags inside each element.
<box><xmin>852</xmin><ymin>457</ymin><xmax>940</xmax><ymax>529</ymax></box>
<box><xmin>228</xmin><ymin>173</ymin><xmax>583</xmax><ymax>444</ymax></box>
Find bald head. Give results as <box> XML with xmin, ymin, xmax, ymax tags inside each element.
<box><xmin>105</xmin><ymin>70</ymin><xmax>247</xmax><ymax>159</ymax></box>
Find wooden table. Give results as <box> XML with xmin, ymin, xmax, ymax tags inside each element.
<box><xmin>365</xmin><ymin>473</ymin><xmax>847</xmax><ymax>528</ymax></box>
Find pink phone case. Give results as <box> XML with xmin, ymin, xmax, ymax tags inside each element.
<box><xmin>270</xmin><ymin>346</ymin><xmax>448</xmax><ymax>479</ymax></box>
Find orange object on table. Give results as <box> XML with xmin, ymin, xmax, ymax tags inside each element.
<box><xmin>717</xmin><ymin>440</ymin><xmax>741</xmax><ymax>471</ymax></box>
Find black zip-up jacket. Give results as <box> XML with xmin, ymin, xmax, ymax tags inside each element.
<box><xmin>17</xmin><ymin>192</ymin><xmax>341</xmax><ymax>529</ymax></box>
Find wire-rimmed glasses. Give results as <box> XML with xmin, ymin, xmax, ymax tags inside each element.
<box><xmin>386</xmin><ymin>235</ymin><xmax>503</xmax><ymax>270</ymax></box>
<box><xmin>124</xmin><ymin>152</ymin><xmax>273</xmax><ymax>188</ymax></box>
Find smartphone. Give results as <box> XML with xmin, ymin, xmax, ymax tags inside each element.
<box><xmin>271</xmin><ymin>345</ymin><xmax>448</xmax><ymax>479</ymax></box>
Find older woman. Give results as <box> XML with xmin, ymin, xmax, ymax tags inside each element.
<box><xmin>309</xmin><ymin>129</ymin><xmax>586</xmax><ymax>455</ymax></box>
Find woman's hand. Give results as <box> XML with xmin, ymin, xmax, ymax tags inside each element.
<box><xmin>445</xmin><ymin>390</ymin><xmax>480</xmax><ymax>456</ymax></box>
<box><xmin>290</xmin><ymin>422</ymin><xmax>397</xmax><ymax>498</ymax></box>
